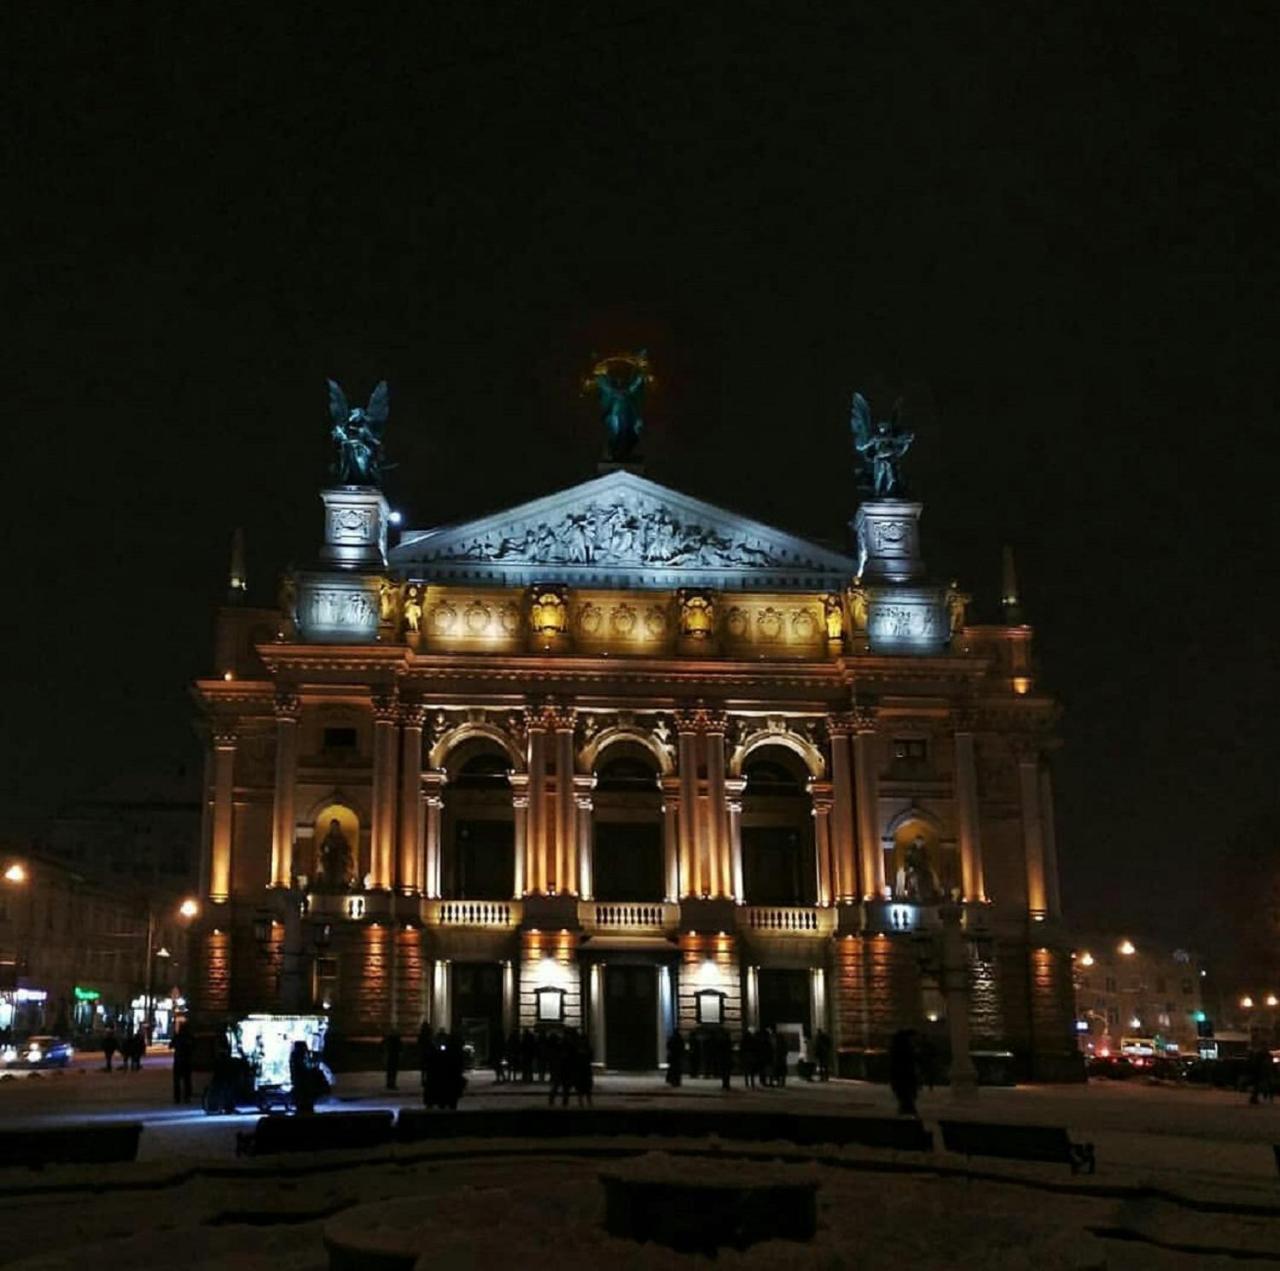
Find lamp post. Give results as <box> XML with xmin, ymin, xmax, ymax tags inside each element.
<box><xmin>143</xmin><ymin>898</ymin><xmax>200</xmax><ymax>1040</ymax></box>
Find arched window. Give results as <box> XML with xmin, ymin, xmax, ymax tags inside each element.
<box><xmin>741</xmin><ymin>748</ymin><xmax>815</xmax><ymax>906</ymax></box>
<box><xmin>442</xmin><ymin>743</ymin><xmax>515</xmax><ymax>900</ymax></box>
<box><xmin>592</xmin><ymin>745</ymin><xmax>663</xmax><ymax>902</ymax></box>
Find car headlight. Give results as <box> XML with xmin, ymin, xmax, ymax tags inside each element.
<box><xmin>0</xmin><ymin>1046</ymin><xmax>15</xmax><ymax>1062</ymax></box>
<box><xmin>28</xmin><ymin>1048</ymin><xmax>42</xmax><ymax>1062</ymax></box>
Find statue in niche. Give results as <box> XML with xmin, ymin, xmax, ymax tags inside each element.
<box><xmin>823</xmin><ymin>594</ymin><xmax>845</xmax><ymax>642</ymax></box>
<box><xmin>897</xmin><ymin>835</ymin><xmax>943</xmax><ymax>903</ymax></box>
<box><xmin>847</xmin><ymin>580</ymin><xmax>870</xmax><ymax>632</ymax></box>
<box><xmin>401</xmin><ymin>584</ymin><xmax>423</xmax><ymax>633</ymax></box>
<box><xmin>316</xmin><ymin>818</ymin><xmax>355</xmax><ymax>891</ymax></box>
<box><xmin>583</xmin><ymin>351</ymin><xmax>652</xmax><ymax>461</ymax></box>
<box><xmin>377</xmin><ymin>577</ymin><xmax>401</xmax><ymax>625</ymax></box>
<box><xmin>327</xmin><ymin>379</ymin><xmax>390</xmax><ymax>486</ymax></box>
<box><xmin>849</xmin><ymin>391</ymin><xmax>913</xmax><ymax>497</ymax></box>
<box><xmin>944</xmin><ymin>581</ymin><xmax>968</xmax><ymax>637</ymax></box>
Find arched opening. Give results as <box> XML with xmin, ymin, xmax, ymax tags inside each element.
<box><xmin>310</xmin><ymin>803</ymin><xmax>361</xmax><ymax>891</ymax></box>
<box><xmin>442</xmin><ymin>741</ymin><xmax>515</xmax><ymax>900</ymax></box>
<box><xmin>887</xmin><ymin>816</ymin><xmax>958</xmax><ymax>902</ymax></box>
<box><xmin>741</xmin><ymin>748</ymin><xmax>816</xmax><ymax>906</ymax></box>
<box><xmin>592</xmin><ymin>744</ymin><xmax>664</xmax><ymax>902</ymax></box>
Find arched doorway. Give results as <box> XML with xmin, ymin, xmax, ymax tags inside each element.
<box><xmin>442</xmin><ymin>742</ymin><xmax>515</xmax><ymax>900</ymax></box>
<box><xmin>741</xmin><ymin>748</ymin><xmax>816</xmax><ymax>906</ymax></box>
<box><xmin>591</xmin><ymin>745</ymin><xmax>664</xmax><ymax>902</ymax></box>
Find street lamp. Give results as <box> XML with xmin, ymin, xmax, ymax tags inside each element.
<box><xmin>179</xmin><ymin>898</ymin><xmax>199</xmax><ymax>920</ymax></box>
<box><xmin>3</xmin><ymin>862</ymin><xmax>26</xmax><ymax>885</ymax></box>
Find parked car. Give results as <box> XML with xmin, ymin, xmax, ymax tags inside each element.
<box><xmin>1086</xmin><ymin>1054</ymin><xmax>1135</xmax><ymax>1080</ymax></box>
<box><xmin>2</xmin><ymin>1036</ymin><xmax>74</xmax><ymax>1068</ymax></box>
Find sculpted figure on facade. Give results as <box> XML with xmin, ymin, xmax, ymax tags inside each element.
<box><xmin>529</xmin><ymin>586</ymin><xmax>568</xmax><ymax>636</ymax></box>
<box><xmin>944</xmin><ymin>580</ymin><xmax>969</xmax><ymax>637</ymax></box>
<box><xmin>847</xmin><ymin>580</ymin><xmax>870</xmax><ymax>632</ymax></box>
<box><xmin>823</xmin><ymin>594</ymin><xmax>845</xmax><ymax>642</ymax></box>
<box><xmin>327</xmin><ymin>379</ymin><xmax>390</xmax><ymax>486</ymax></box>
<box><xmin>896</xmin><ymin>834</ymin><xmax>942</xmax><ymax>903</ymax></box>
<box><xmin>377</xmin><ymin>577</ymin><xmax>401</xmax><ymax>625</ymax></box>
<box><xmin>849</xmin><ymin>390</ymin><xmax>913</xmax><ymax>497</ymax></box>
<box><xmin>677</xmin><ymin>589</ymin><xmax>716</xmax><ymax>639</ymax></box>
<box><xmin>316</xmin><ymin>818</ymin><xmax>355</xmax><ymax>891</ymax></box>
<box><xmin>422</xmin><ymin>494</ymin><xmax>827</xmax><ymax>573</ymax></box>
<box><xmin>584</xmin><ymin>350</ymin><xmax>652</xmax><ymax>461</ymax></box>
<box><xmin>401</xmin><ymin>584</ymin><xmax>423</xmax><ymax>633</ymax></box>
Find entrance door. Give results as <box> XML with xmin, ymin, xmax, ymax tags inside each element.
<box><xmin>757</xmin><ymin>968</ymin><xmax>811</xmax><ymax>1034</ymax></box>
<box><xmin>604</xmin><ymin>965</ymin><xmax>657</xmax><ymax>1070</ymax></box>
<box><xmin>451</xmin><ymin>962</ymin><xmax>503</xmax><ymax>1065</ymax></box>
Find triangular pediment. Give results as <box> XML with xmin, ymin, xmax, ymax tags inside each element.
<box><xmin>391</xmin><ymin>470</ymin><xmax>856</xmax><ymax>591</ymax></box>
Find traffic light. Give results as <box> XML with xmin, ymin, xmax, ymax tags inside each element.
<box><xmin>1195</xmin><ymin>1012</ymin><xmax>1213</xmax><ymax>1038</ymax></box>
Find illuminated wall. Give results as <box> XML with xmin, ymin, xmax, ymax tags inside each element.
<box><xmin>519</xmin><ymin>929</ymin><xmax>581</xmax><ymax>1031</ymax></box>
<box><xmin>677</xmin><ymin>932</ymin><xmax>741</xmax><ymax>1033</ymax></box>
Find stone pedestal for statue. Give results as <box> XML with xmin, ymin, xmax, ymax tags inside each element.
<box><xmin>319</xmin><ymin>486</ymin><xmax>389</xmax><ymax>570</ymax></box>
<box><xmin>853</xmin><ymin>502</ymin><xmax>948</xmax><ymax>654</ymax></box>
<box><xmin>852</xmin><ymin>500</ymin><xmax>925</xmax><ymax>583</ymax></box>
<box><xmin>295</xmin><ymin>571</ymin><xmax>382</xmax><ymax>643</ymax></box>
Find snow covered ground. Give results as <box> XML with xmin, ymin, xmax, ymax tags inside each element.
<box><xmin>3</xmin><ymin>1067</ymin><xmax>1280</xmax><ymax>1267</ymax></box>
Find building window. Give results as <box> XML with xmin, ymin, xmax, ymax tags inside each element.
<box><xmin>323</xmin><ymin>727</ymin><xmax>358</xmax><ymax>751</ymax></box>
<box><xmin>893</xmin><ymin>738</ymin><xmax>928</xmax><ymax>763</ymax></box>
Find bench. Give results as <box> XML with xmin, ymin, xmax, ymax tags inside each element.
<box><xmin>0</xmin><ymin>1122</ymin><xmax>142</xmax><ymax>1168</ymax></box>
<box><xmin>395</xmin><ymin>1107</ymin><xmax>933</xmax><ymax>1152</ymax></box>
<box><xmin>235</xmin><ymin>1110</ymin><xmax>394</xmax><ymax>1157</ymax></box>
<box><xmin>939</xmin><ymin>1119</ymin><xmax>1095</xmax><ymax>1174</ymax></box>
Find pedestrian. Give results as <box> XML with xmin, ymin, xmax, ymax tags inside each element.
<box><xmin>290</xmin><ymin>1040</ymin><xmax>316</xmax><ymax>1114</ymax></box>
<box><xmin>717</xmin><ymin>1028</ymin><xmax>732</xmax><ymax>1090</ymax></box>
<box><xmin>547</xmin><ymin>1031</ymin><xmax>570</xmax><ymax>1107</ymax></box>
<box><xmin>689</xmin><ymin>1030</ymin><xmax>703</xmax><ymax>1079</ymax></box>
<box><xmin>131</xmin><ymin>1029</ymin><xmax>145</xmax><ymax>1071</ymax></box>
<box><xmin>1249</xmin><ymin>1046</ymin><xmax>1273</xmax><ymax>1106</ymax></box>
<box><xmin>742</xmin><ymin>1029</ymin><xmax>757</xmax><ymax>1088</ymax></box>
<box><xmin>102</xmin><ymin>1027</ymin><xmax>118</xmax><ymax>1073</ymax></box>
<box><xmin>571</xmin><ymin>1030</ymin><xmax>594</xmax><ymax>1107</ymax></box>
<box><xmin>666</xmin><ymin>1030</ymin><xmax>685</xmax><ymax>1086</ymax></box>
<box><xmin>814</xmin><ymin>1029</ymin><xmax>832</xmax><ymax>1082</ymax></box>
<box><xmin>535</xmin><ymin>1031</ymin><xmax>548</xmax><ymax>1083</ymax></box>
<box><xmin>491</xmin><ymin>1026</ymin><xmax>507</xmax><ymax>1083</ymax></box>
<box><xmin>889</xmin><ymin>1028</ymin><xmax>920</xmax><ymax>1116</ymax></box>
<box><xmin>171</xmin><ymin>1021</ymin><xmax>193</xmax><ymax>1104</ymax></box>
<box><xmin>521</xmin><ymin>1028</ymin><xmax>536</xmax><ymax>1083</ymax></box>
<box><xmin>774</xmin><ymin>1028</ymin><xmax>789</xmax><ymax>1088</ymax></box>
<box><xmin>384</xmin><ymin>1032</ymin><xmax>402</xmax><ymax>1091</ymax></box>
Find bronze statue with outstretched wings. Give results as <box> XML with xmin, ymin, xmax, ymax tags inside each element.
<box><xmin>327</xmin><ymin>379</ymin><xmax>391</xmax><ymax>486</ymax></box>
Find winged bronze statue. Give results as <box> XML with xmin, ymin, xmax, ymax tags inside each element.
<box><xmin>327</xmin><ymin>379</ymin><xmax>390</xmax><ymax>486</ymax></box>
<box><xmin>849</xmin><ymin>390</ymin><xmax>913</xmax><ymax>497</ymax></box>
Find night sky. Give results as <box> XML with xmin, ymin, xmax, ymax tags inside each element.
<box><xmin>10</xmin><ymin>5</ymin><xmax>1277</xmax><ymax>960</ymax></box>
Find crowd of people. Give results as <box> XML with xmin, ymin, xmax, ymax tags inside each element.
<box><xmin>665</xmin><ymin>1025</ymin><xmax>833</xmax><ymax>1088</ymax></box>
<box><xmin>98</xmin><ymin>1025</ymin><xmax>149</xmax><ymax>1073</ymax></box>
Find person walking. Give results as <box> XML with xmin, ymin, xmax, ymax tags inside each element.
<box><xmin>170</xmin><ymin>1021</ymin><xmax>193</xmax><ymax>1104</ymax></box>
<box><xmin>717</xmin><ymin>1028</ymin><xmax>732</xmax><ymax>1090</ymax></box>
<box><xmin>814</xmin><ymin>1029</ymin><xmax>832</xmax><ymax>1082</ymax></box>
<box><xmin>742</xmin><ymin>1029</ymin><xmax>757</xmax><ymax>1088</ymax></box>
<box><xmin>290</xmin><ymin>1040</ymin><xmax>316</xmax><ymax>1114</ymax></box>
<box><xmin>521</xmin><ymin>1028</ymin><xmax>536</xmax><ymax>1083</ymax></box>
<box><xmin>666</xmin><ymin>1030</ymin><xmax>685</xmax><ymax>1086</ymax></box>
<box><xmin>384</xmin><ymin>1032</ymin><xmax>402</xmax><ymax>1091</ymax></box>
<box><xmin>889</xmin><ymin>1028</ymin><xmax>920</xmax><ymax>1117</ymax></box>
<box><xmin>688</xmin><ymin>1031</ymin><xmax>703</xmax><ymax>1080</ymax></box>
<box><xmin>773</xmin><ymin>1028</ymin><xmax>789</xmax><ymax>1088</ymax></box>
<box><xmin>102</xmin><ymin>1027</ymin><xmax>118</xmax><ymax>1073</ymax></box>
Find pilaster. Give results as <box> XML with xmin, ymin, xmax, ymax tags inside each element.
<box><xmin>1014</xmin><ymin>736</ymin><xmax>1048</xmax><ymax>918</ymax></box>
<box><xmin>827</xmin><ymin>715</ymin><xmax>857</xmax><ymax>902</ymax></box>
<box><xmin>851</xmin><ymin>706</ymin><xmax>884</xmax><ymax>899</ymax></box>
<box><xmin>370</xmin><ymin>693</ymin><xmax>399</xmax><ymax>890</ymax></box>
<box><xmin>574</xmin><ymin>774</ymin><xmax>596</xmax><ymax>900</ymax></box>
<box><xmin>953</xmin><ymin>711</ymin><xmax>986</xmax><ymax>903</ymax></box>
<box><xmin>809</xmin><ymin>780</ymin><xmax>835</xmax><ymax>907</ymax></box>
<box><xmin>210</xmin><ymin>724</ymin><xmax>237</xmax><ymax>903</ymax></box>
<box><xmin>509</xmin><ymin>772</ymin><xmax>530</xmax><ymax>897</ymax></box>
<box><xmin>398</xmin><ymin>704</ymin><xmax>426</xmax><ymax>895</ymax></box>
<box><xmin>269</xmin><ymin>694</ymin><xmax>300</xmax><ymax>889</ymax></box>
<box><xmin>660</xmin><ymin>778</ymin><xmax>681</xmax><ymax>902</ymax></box>
<box><xmin>724</xmin><ymin>776</ymin><xmax>747</xmax><ymax>904</ymax></box>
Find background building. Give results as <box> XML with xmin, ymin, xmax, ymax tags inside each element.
<box><xmin>190</xmin><ymin>392</ymin><xmax>1077</xmax><ymax>1079</ymax></box>
<box><xmin>1071</xmin><ymin>933</ymin><xmax>1206</xmax><ymax>1055</ymax></box>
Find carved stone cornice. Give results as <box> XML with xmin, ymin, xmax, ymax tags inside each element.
<box><xmin>399</xmin><ymin>702</ymin><xmax>428</xmax><ymax>729</ymax></box>
<box><xmin>850</xmin><ymin>705</ymin><xmax>878</xmax><ymax>733</ymax></box>
<box><xmin>371</xmin><ymin>692</ymin><xmax>399</xmax><ymax>723</ymax></box>
<box><xmin>825</xmin><ymin>711</ymin><xmax>855</xmax><ymax>738</ymax></box>
<box><xmin>547</xmin><ymin>705</ymin><xmax>577</xmax><ymax>733</ymax></box>
<box><xmin>273</xmin><ymin>692</ymin><xmax>301</xmax><ymax>722</ymax></box>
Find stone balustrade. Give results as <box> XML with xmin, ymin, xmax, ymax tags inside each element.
<box><xmin>740</xmin><ymin>905</ymin><xmax>835</xmax><ymax>936</ymax></box>
<box><xmin>579</xmin><ymin>901</ymin><xmax>679</xmax><ymax>934</ymax></box>
<box><xmin>427</xmin><ymin>899</ymin><xmax>523</xmax><ymax>928</ymax></box>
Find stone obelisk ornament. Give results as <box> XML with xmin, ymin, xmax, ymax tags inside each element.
<box><xmin>327</xmin><ymin>379</ymin><xmax>390</xmax><ymax>486</ymax></box>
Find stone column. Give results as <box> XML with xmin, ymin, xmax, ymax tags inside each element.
<box><xmin>509</xmin><ymin>772</ymin><xmax>530</xmax><ymax>897</ymax></box>
<box><xmin>725</xmin><ymin>777</ymin><xmax>747</xmax><ymax>904</ymax></box>
<box><xmin>210</xmin><ymin>724</ymin><xmax>237</xmax><ymax>903</ymax></box>
<box><xmin>574</xmin><ymin>775</ymin><xmax>596</xmax><ymax>901</ymax></box>
<box><xmin>660</xmin><ymin>778</ymin><xmax>681</xmax><ymax>902</ymax></box>
<box><xmin>370</xmin><ymin>694</ymin><xmax>400</xmax><ymax>890</ymax></box>
<box><xmin>827</xmin><ymin>716</ymin><xmax>857</xmax><ymax>902</ymax></box>
<box><xmin>809</xmin><ymin>781</ymin><xmax>834</xmax><ymax>907</ymax></box>
<box><xmin>953</xmin><ymin>715</ymin><xmax>986</xmax><ymax>903</ymax></box>
<box><xmin>852</xmin><ymin>708</ymin><xmax>884</xmax><ymax>899</ymax></box>
<box><xmin>552</xmin><ymin>708</ymin><xmax>576</xmax><ymax>895</ymax></box>
<box><xmin>1039</xmin><ymin>764</ymin><xmax>1062</xmax><ymax>918</ymax></box>
<box><xmin>1015</xmin><ymin>738</ymin><xmax>1048</xmax><ymax>917</ymax></box>
<box><xmin>270</xmin><ymin>695</ymin><xmax>300</xmax><ymax>889</ymax></box>
<box><xmin>398</xmin><ymin>704</ymin><xmax>426</xmax><ymax>895</ymax></box>
<box><xmin>703</xmin><ymin>710</ymin><xmax>729</xmax><ymax>899</ymax></box>
<box><xmin>526</xmin><ymin>709</ymin><xmax>548</xmax><ymax>894</ymax></box>
<box><xmin>422</xmin><ymin>769</ymin><xmax>448</xmax><ymax>900</ymax></box>
<box><xmin>676</xmin><ymin>714</ymin><xmax>700</xmax><ymax>897</ymax></box>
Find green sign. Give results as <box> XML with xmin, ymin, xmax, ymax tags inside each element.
<box><xmin>73</xmin><ymin>985</ymin><xmax>100</xmax><ymax>1002</ymax></box>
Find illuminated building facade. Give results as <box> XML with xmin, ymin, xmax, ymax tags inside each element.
<box><xmin>191</xmin><ymin>451</ymin><xmax>1077</xmax><ymax>1078</ymax></box>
